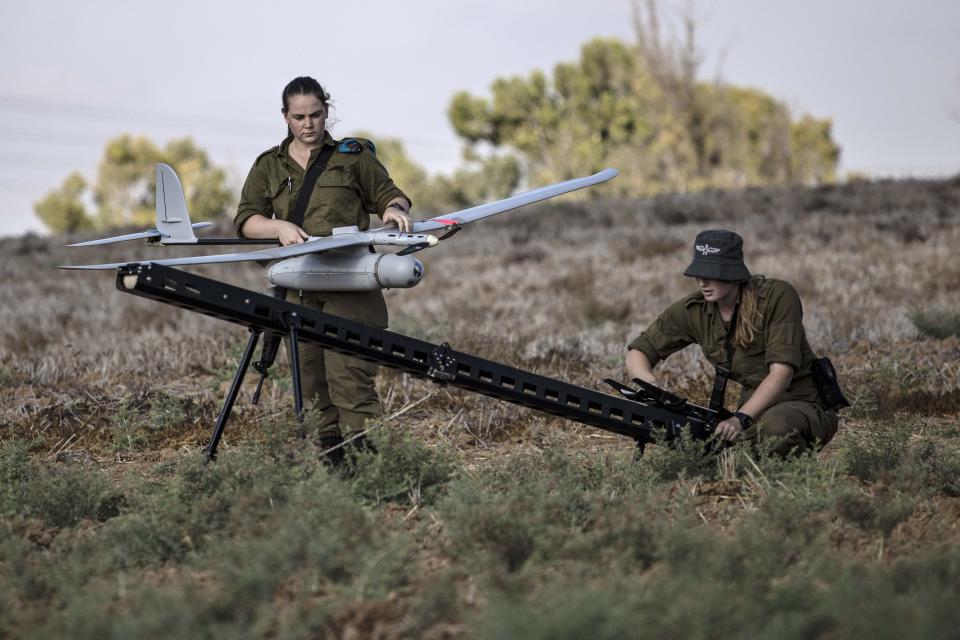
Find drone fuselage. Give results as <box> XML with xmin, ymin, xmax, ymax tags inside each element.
<box><xmin>266</xmin><ymin>248</ymin><xmax>423</xmax><ymax>292</ymax></box>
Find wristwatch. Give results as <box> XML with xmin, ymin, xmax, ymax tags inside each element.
<box><xmin>734</xmin><ymin>411</ymin><xmax>754</xmax><ymax>429</ymax></box>
<box><xmin>386</xmin><ymin>202</ymin><xmax>408</xmax><ymax>213</ymax></box>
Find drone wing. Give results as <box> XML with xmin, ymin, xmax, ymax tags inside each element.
<box><xmin>62</xmin><ymin>167</ymin><xmax>618</xmax><ymax>270</ymax></box>
<box><xmin>59</xmin><ymin>230</ymin><xmax>437</xmax><ymax>270</ymax></box>
<box><xmin>374</xmin><ymin>168</ymin><xmax>618</xmax><ymax>235</ymax></box>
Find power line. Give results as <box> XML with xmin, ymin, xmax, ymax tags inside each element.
<box><xmin>0</xmin><ymin>93</ymin><xmax>279</xmax><ymax>137</ymax></box>
<box><xmin>0</xmin><ymin>126</ymin><xmax>278</xmax><ymax>152</ymax></box>
<box><xmin>0</xmin><ymin>93</ymin><xmax>465</xmax><ymax>149</ymax></box>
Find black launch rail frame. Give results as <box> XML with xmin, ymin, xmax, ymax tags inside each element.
<box><xmin>115</xmin><ymin>263</ymin><xmax>720</xmax><ymax>461</ymax></box>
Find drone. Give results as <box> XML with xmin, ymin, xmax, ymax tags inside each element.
<box><xmin>62</xmin><ymin>163</ymin><xmax>618</xmax><ymax>291</ymax></box>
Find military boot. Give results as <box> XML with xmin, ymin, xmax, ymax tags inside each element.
<box><xmin>318</xmin><ymin>435</ymin><xmax>345</xmax><ymax>468</ymax></box>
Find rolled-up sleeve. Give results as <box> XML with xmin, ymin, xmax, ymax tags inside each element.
<box><xmin>234</xmin><ymin>162</ymin><xmax>271</xmax><ymax>237</ymax></box>
<box><xmin>628</xmin><ymin>299</ymin><xmax>695</xmax><ymax>366</ymax></box>
<box><xmin>763</xmin><ymin>282</ymin><xmax>805</xmax><ymax>369</ymax></box>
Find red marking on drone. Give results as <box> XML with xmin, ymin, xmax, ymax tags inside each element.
<box><xmin>435</xmin><ymin>218</ymin><xmax>458</xmax><ymax>226</ymax></box>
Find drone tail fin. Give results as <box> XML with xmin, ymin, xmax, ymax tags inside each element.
<box><xmin>154</xmin><ymin>163</ymin><xmax>202</xmax><ymax>244</ymax></box>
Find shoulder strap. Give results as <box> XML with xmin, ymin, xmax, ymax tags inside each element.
<box><xmin>290</xmin><ymin>142</ymin><xmax>337</xmax><ymax>229</ymax></box>
<box><xmin>708</xmin><ymin>303</ymin><xmax>740</xmax><ymax>412</ymax></box>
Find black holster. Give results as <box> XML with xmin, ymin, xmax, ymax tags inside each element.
<box><xmin>811</xmin><ymin>357</ymin><xmax>850</xmax><ymax>410</ymax></box>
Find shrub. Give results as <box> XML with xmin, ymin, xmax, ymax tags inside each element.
<box><xmin>480</xmin><ymin>589</ymin><xmax>644</xmax><ymax>640</ymax></box>
<box><xmin>109</xmin><ymin>391</ymin><xmax>211</xmax><ymax>455</ymax></box>
<box><xmin>841</xmin><ymin>419</ymin><xmax>913</xmax><ymax>482</ymax></box>
<box><xmin>896</xmin><ymin>439</ymin><xmax>960</xmax><ymax>497</ymax></box>
<box><xmin>347</xmin><ymin>425</ymin><xmax>456</xmax><ymax>506</ymax></box>
<box><xmin>910</xmin><ymin>308</ymin><xmax>960</xmax><ymax>339</ymax></box>
<box><xmin>833</xmin><ymin>489</ymin><xmax>916</xmax><ymax>540</ymax></box>
<box><xmin>439</xmin><ymin>444</ymin><xmax>671</xmax><ymax>580</ymax></box>
<box><xmin>642</xmin><ymin>426</ymin><xmax>721</xmax><ymax>481</ymax></box>
<box><xmin>0</xmin><ymin>439</ymin><xmax>120</xmax><ymax>529</ymax></box>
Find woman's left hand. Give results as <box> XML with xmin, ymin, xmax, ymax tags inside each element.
<box><xmin>382</xmin><ymin>208</ymin><xmax>412</xmax><ymax>233</ymax></box>
<box><xmin>713</xmin><ymin>417</ymin><xmax>744</xmax><ymax>442</ymax></box>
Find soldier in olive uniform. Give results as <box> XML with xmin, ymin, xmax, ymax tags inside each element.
<box><xmin>626</xmin><ymin>229</ymin><xmax>839</xmax><ymax>456</ymax></box>
<box><xmin>234</xmin><ymin>77</ymin><xmax>412</xmax><ymax>457</ymax></box>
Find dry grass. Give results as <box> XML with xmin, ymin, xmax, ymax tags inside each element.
<box><xmin>2</xmin><ymin>175</ymin><xmax>960</xmax><ymax>637</ymax></box>
<box><xmin>3</xmin><ymin>176</ymin><xmax>959</xmax><ymax>470</ymax></box>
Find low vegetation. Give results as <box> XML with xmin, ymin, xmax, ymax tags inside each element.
<box><xmin>2</xmin><ymin>175</ymin><xmax>959</xmax><ymax>637</ymax></box>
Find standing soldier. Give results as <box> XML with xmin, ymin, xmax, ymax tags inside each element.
<box><xmin>235</xmin><ymin>77</ymin><xmax>412</xmax><ymax>462</ymax></box>
<box><xmin>626</xmin><ymin>229</ymin><xmax>843</xmax><ymax>456</ymax></box>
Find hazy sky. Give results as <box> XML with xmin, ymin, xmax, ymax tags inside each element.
<box><xmin>1</xmin><ymin>0</ymin><xmax>958</xmax><ymax>237</ymax></box>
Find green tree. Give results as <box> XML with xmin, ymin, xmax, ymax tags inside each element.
<box><xmin>36</xmin><ymin>135</ymin><xmax>233</xmax><ymax>233</ymax></box>
<box><xmin>447</xmin><ymin>2</ymin><xmax>840</xmax><ymax>196</ymax></box>
<box><xmin>93</xmin><ymin>135</ymin><xmax>162</xmax><ymax>228</ymax></box>
<box><xmin>94</xmin><ymin>135</ymin><xmax>232</xmax><ymax>228</ymax></box>
<box><xmin>356</xmin><ymin>131</ymin><xmax>520</xmax><ymax>214</ymax></box>
<box><xmin>352</xmin><ymin>131</ymin><xmax>435</xmax><ymax>212</ymax></box>
<box><xmin>162</xmin><ymin>138</ymin><xmax>233</xmax><ymax>222</ymax></box>
<box><xmin>790</xmin><ymin>115</ymin><xmax>841</xmax><ymax>184</ymax></box>
<box><xmin>33</xmin><ymin>172</ymin><xmax>94</xmax><ymax>233</ymax></box>
<box><xmin>436</xmin><ymin>150</ymin><xmax>522</xmax><ymax>211</ymax></box>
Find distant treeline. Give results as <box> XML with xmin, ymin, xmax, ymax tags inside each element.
<box><xmin>36</xmin><ymin>4</ymin><xmax>839</xmax><ymax>232</ymax></box>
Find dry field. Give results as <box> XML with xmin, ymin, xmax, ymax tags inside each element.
<box><xmin>1</xmin><ymin>176</ymin><xmax>959</xmax><ymax>638</ymax></box>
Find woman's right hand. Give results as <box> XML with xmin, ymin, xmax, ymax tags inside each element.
<box><xmin>240</xmin><ymin>214</ymin><xmax>309</xmax><ymax>245</ymax></box>
<box><xmin>276</xmin><ymin>220</ymin><xmax>310</xmax><ymax>245</ymax></box>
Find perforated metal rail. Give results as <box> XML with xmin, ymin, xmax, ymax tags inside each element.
<box><xmin>116</xmin><ymin>263</ymin><xmax>715</xmax><ymax>457</ymax></box>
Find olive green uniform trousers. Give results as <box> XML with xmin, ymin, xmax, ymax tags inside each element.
<box><xmin>747</xmin><ymin>400</ymin><xmax>840</xmax><ymax>456</ymax></box>
<box><xmin>296</xmin><ymin>289</ymin><xmax>388</xmax><ymax>438</ymax></box>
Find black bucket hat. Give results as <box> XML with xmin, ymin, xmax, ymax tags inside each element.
<box><xmin>682</xmin><ymin>229</ymin><xmax>751</xmax><ymax>282</ymax></box>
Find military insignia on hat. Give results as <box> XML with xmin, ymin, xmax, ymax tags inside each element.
<box><xmin>683</xmin><ymin>229</ymin><xmax>752</xmax><ymax>282</ymax></box>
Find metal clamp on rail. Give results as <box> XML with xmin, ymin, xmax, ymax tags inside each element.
<box><xmin>427</xmin><ymin>342</ymin><xmax>457</xmax><ymax>382</ymax></box>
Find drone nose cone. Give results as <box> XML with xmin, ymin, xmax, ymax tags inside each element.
<box><xmin>377</xmin><ymin>253</ymin><xmax>424</xmax><ymax>288</ymax></box>
<box><xmin>426</xmin><ymin>234</ymin><xmax>439</xmax><ymax>247</ymax></box>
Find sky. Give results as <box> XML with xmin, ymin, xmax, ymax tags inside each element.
<box><xmin>1</xmin><ymin>0</ymin><xmax>958</xmax><ymax>237</ymax></box>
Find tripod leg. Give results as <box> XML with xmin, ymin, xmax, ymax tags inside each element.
<box><xmin>205</xmin><ymin>329</ymin><xmax>260</xmax><ymax>463</ymax></box>
<box><xmin>288</xmin><ymin>325</ymin><xmax>304</xmax><ymax>425</ymax></box>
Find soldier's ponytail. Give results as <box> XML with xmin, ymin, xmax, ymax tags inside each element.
<box><xmin>735</xmin><ymin>275</ymin><xmax>766</xmax><ymax>349</ymax></box>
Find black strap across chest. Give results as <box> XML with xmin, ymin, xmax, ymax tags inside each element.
<box><xmin>289</xmin><ymin>142</ymin><xmax>337</xmax><ymax>229</ymax></box>
<box><xmin>708</xmin><ymin>303</ymin><xmax>740</xmax><ymax>412</ymax></box>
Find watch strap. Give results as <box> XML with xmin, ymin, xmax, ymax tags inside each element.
<box><xmin>734</xmin><ymin>411</ymin><xmax>754</xmax><ymax>429</ymax></box>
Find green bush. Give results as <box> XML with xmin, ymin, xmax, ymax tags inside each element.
<box><xmin>910</xmin><ymin>308</ymin><xmax>960</xmax><ymax>339</ymax></box>
<box><xmin>109</xmin><ymin>391</ymin><xmax>210</xmax><ymax>455</ymax></box>
<box><xmin>841</xmin><ymin>419</ymin><xmax>913</xmax><ymax>481</ymax></box>
<box><xmin>845</xmin><ymin>358</ymin><xmax>939</xmax><ymax>419</ymax></box>
<box><xmin>643</xmin><ymin>426</ymin><xmax>722</xmax><ymax>481</ymax></box>
<box><xmin>473</xmin><ymin>493</ymin><xmax>959</xmax><ymax>639</ymax></box>
<box><xmin>4</xmin><ymin>419</ymin><xmax>960</xmax><ymax>638</ymax></box>
<box><xmin>2</xmin><ymin>439</ymin><xmax>420</xmax><ymax>638</ymax></box>
<box><xmin>0</xmin><ymin>440</ymin><xmax>120</xmax><ymax>528</ymax></box>
<box><xmin>439</xmin><ymin>444</ymin><xmax>670</xmax><ymax>579</ymax></box>
<box><xmin>896</xmin><ymin>439</ymin><xmax>960</xmax><ymax>497</ymax></box>
<box><xmin>347</xmin><ymin>425</ymin><xmax>456</xmax><ymax>506</ymax></box>
<box><xmin>480</xmin><ymin>589</ymin><xmax>645</xmax><ymax>640</ymax></box>
<box><xmin>833</xmin><ymin>488</ymin><xmax>916</xmax><ymax>540</ymax></box>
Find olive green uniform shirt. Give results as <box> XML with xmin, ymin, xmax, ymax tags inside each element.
<box><xmin>234</xmin><ymin>133</ymin><xmax>408</xmax><ymax>237</ymax></box>
<box><xmin>628</xmin><ymin>278</ymin><xmax>819</xmax><ymax>407</ymax></box>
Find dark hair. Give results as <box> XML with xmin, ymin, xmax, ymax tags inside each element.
<box><xmin>281</xmin><ymin>76</ymin><xmax>330</xmax><ymax>113</ymax></box>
